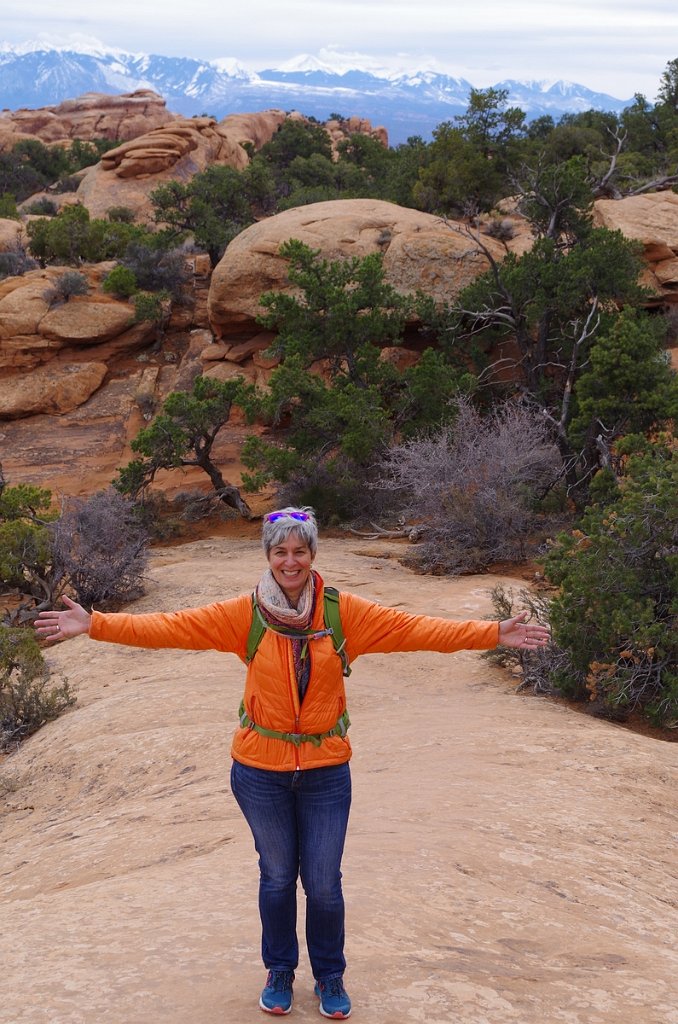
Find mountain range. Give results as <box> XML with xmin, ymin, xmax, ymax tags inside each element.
<box><xmin>0</xmin><ymin>41</ymin><xmax>634</xmax><ymax>146</ymax></box>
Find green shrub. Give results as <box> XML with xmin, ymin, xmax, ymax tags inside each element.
<box><xmin>27</xmin><ymin>204</ymin><xmax>149</xmax><ymax>265</ymax></box>
<box><xmin>103</xmin><ymin>264</ymin><xmax>138</xmax><ymax>298</ymax></box>
<box><xmin>0</xmin><ymin>626</ymin><xmax>75</xmax><ymax>750</ymax></box>
<box><xmin>0</xmin><ymin>192</ymin><xmax>19</xmax><ymax>218</ymax></box>
<box><xmin>106</xmin><ymin>205</ymin><xmax>136</xmax><ymax>223</ymax></box>
<box><xmin>25</xmin><ymin>197</ymin><xmax>58</xmax><ymax>216</ymax></box>
<box><xmin>545</xmin><ymin>436</ymin><xmax>678</xmax><ymax>727</ymax></box>
<box><xmin>121</xmin><ymin>242</ymin><xmax>190</xmax><ymax>301</ymax></box>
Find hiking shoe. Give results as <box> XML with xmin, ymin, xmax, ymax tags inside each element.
<box><xmin>314</xmin><ymin>977</ymin><xmax>352</xmax><ymax>1019</ymax></box>
<box><xmin>259</xmin><ymin>970</ymin><xmax>294</xmax><ymax>1015</ymax></box>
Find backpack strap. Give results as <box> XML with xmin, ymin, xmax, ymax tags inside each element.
<box><xmin>323</xmin><ymin>586</ymin><xmax>351</xmax><ymax>677</ymax></box>
<box><xmin>238</xmin><ymin>700</ymin><xmax>350</xmax><ymax>747</ymax></box>
<box><xmin>245</xmin><ymin>598</ymin><xmax>267</xmax><ymax>664</ymax></box>
<box><xmin>245</xmin><ymin>587</ymin><xmax>351</xmax><ymax>676</ymax></box>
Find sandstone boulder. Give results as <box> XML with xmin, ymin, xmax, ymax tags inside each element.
<box><xmin>324</xmin><ymin>115</ymin><xmax>388</xmax><ymax>152</ymax></box>
<box><xmin>207</xmin><ymin>198</ymin><xmax>507</xmax><ymax>337</ymax></box>
<box><xmin>75</xmin><ymin>110</ymin><xmax>289</xmax><ymax>221</ymax></box>
<box><xmin>0</xmin><ymin>360</ymin><xmax>108</xmax><ymax>418</ymax></box>
<box><xmin>38</xmin><ymin>299</ymin><xmax>134</xmax><ymax>345</ymax></box>
<box><xmin>0</xmin><ymin>217</ymin><xmax>25</xmax><ymax>251</ymax></box>
<box><xmin>0</xmin><ymin>272</ymin><xmax>55</xmax><ymax>339</ymax></box>
<box><xmin>0</xmin><ymin>267</ymin><xmax>161</xmax><ymax>374</ymax></box>
<box><xmin>593</xmin><ymin>192</ymin><xmax>678</xmax><ymax>302</ymax></box>
<box><xmin>0</xmin><ymin>90</ymin><xmax>173</xmax><ymax>150</ymax></box>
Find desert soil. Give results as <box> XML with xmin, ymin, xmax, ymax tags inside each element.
<box><xmin>0</xmin><ymin>535</ymin><xmax>676</xmax><ymax>1024</ymax></box>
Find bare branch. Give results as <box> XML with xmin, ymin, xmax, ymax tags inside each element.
<box><xmin>591</xmin><ymin>127</ymin><xmax>628</xmax><ymax>199</ymax></box>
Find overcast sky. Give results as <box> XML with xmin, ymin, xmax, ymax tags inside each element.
<box><xmin>3</xmin><ymin>0</ymin><xmax>677</xmax><ymax>99</ymax></box>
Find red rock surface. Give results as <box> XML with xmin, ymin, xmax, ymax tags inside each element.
<box><xmin>0</xmin><ymin>537</ymin><xmax>676</xmax><ymax>1024</ymax></box>
<box><xmin>0</xmin><ymin>90</ymin><xmax>173</xmax><ymax>151</ymax></box>
<box><xmin>593</xmin><ymin>192</ymin><xmax>678</xmax><ymax>304</ymax></box>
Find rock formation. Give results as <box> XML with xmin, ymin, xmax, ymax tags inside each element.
<box><xmin>207</xmin><ymin>198</ymin><xmax>508</xmax><ymax>339</ymax></box>
<box><xmin>593</xmin><ymin>191</ymin><xmax>678</xmax><ymax>303</ymax></box>
<box><xmin>0</xmin><ymin>216</ymin><xmax>27</xmax><ymax>251</ymax></box>
<box><xmin>5</xmin><ymin>184</ymin><xmax>678</xmax><ymax>495</ymax></box>
<box><xmin>73</xmin><ymin>110</ymin><xmax>388</xmax><ymax>223</ymax></box>
<box><xmin>0</xmin><ymin>90</ymin><xmax>173</xmax><ymax>151</ymax></box>
<box><xmin>73</xmin><ymin>110</ymin><xmax>290</xmax><ymax>221</ymax></box>
<box><xmin>323</xmin><ymin>114</ymin><xmax>388</xmax><ymax>151</ymax></box>
<box><xmin>0</xmin><ymin>266</ymin><xmax>153</xmax><ymax>379</ymax></box>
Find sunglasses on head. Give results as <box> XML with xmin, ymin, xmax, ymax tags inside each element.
<box><xmin>264</xmin><ymin>510</ymin><xmax>311</xmax><ymax>523</ymax></box>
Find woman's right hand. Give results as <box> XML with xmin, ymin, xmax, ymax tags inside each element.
<box><xmin>34</xmin><ymin>594</ymin><xmax>92</xmax><ymax>641</ymax></box>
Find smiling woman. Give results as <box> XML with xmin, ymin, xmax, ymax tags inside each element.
<box><xmin>34</xmin><ymin>501</ymin><xmax>549</xmax><ymax>1016</ymax></box>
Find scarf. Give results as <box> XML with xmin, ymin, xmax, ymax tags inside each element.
<box><xmin>255</xmin><ymin>568</ymin><xmax>317</xmax><ymax>702</ymax></box>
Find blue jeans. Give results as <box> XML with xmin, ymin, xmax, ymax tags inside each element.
<box><xmin>230</xmin><ymin>760</ymin><xmax>351</xmax><ymax>981</ymax></box>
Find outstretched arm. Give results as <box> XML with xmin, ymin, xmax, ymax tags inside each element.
<box><xmin>498</xmin><ymin>611</ymin><xmax>550</xmax><ymax>650</ymax></box>
<box><xmin>34</xmin><ymin>595</ymin><xmax>91</xmax><ymax>641</ymax></box>
<box><xmin>34</xmin><ymin>592</ymin><xmax>252</xmax><ymax>656</ymax></box>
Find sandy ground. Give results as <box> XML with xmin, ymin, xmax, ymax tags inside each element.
<box><xmin>0</xmin><ymin>536</ymin><xmax>676</xmax><ymax>1024</ymax></box>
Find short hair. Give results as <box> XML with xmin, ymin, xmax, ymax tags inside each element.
<box><xmin>261</xmin><ymin>506</ymin><xmax>318</xmax><ymax>558</ymax></box>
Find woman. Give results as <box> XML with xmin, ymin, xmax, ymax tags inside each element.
<box><xmin>35</xmin><ymin>506</ymin><xmax>549</xmax><ymax>1019</ymax></box>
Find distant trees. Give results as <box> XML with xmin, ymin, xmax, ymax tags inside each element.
<box><xmin>414</xmin><ymin>87</ymin><xmax>526</xmax><ymax>214</ymax></box>
<box><xmin>27</xmin><ymin>204</ymin><xmax>149</xmax><ymax>265</ymax></box>
<box><xmin>657</xmin><ymin>57</ymin><xmax>678</xmax><ymax>110</ymax></box>
<box><xmin>0</xmin><ymin>137</ymin><xmax>115</xmax><ymax>204</ymax></box>
<box><xmin>150</xmin><ymin>164</ymin><xmax>263</xmax><ymax>264</ymax></box>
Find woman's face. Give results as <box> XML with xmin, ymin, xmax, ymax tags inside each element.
<box><xmin>267</xmin><ymin>529</ymin><xmax>313</xmax><ymax>604</ymax></box>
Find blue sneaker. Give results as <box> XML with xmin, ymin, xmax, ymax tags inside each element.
<box><xmin>314</xmin><ymin>977</ymin><xmax>352</xmax><ymax>1019</ymax></box>
<box><xmin>259</xmin><ymin>970</ymin><xmax>294</xmax><ymax>1015</ymax></box>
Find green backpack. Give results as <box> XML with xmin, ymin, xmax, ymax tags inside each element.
<box><xmin>245</xmin><ymin>586</ymin><xmax>351</xmax><ymax>677</ymax></box>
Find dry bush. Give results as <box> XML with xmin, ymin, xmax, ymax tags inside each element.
<box><xmin>481</xmin><ymin>582</ymin><xmax>572</xmax><ymax>697</ymax></box>
<box><xmin>51</xmin><ymin>489</ymin><xmax>148</xmax><ymax>609</ymax></box>
<box><xmin>376</xmin><ymin>397</ymin><xmax>560</xmax><ymax>573</ymax></box>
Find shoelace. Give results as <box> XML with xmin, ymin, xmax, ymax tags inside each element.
<box><xmin>268</xmin><ymin>971</ymin><xmax>293</xmax><ymax>991</ymax></box>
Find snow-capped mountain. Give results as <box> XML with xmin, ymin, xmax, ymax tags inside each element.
<box><xmin>0</xmin><ymin>41</ymin><xmax>633</xmax><ymax>145</ymax></box>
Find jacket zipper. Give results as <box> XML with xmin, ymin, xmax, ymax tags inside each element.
<box><xmin>287</xmin><ymin>640</ymin><xmax>302</xmax><ymax>771</ymax></box>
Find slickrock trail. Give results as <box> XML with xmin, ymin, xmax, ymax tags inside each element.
<box><xmin>1</xmin><ymin>537</ymin><xmax>676</xmax><ymax>1024</ymax></box>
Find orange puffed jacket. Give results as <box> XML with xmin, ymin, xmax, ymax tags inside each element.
<box><xmin>89</xmin><ymin>571</ymin><xmax>500</xmax><ymax>772</ymax></box>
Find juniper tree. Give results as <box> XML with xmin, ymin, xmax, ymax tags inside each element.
<box><xmin>115</xmin><ymin>375</ymin><xmax>255</xmax><ymax>519</ymax></box>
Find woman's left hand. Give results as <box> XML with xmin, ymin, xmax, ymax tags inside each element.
<box><xmin>499</xmin><ymin>611</ymin><xmax>551</xmax><ymax>650</ymax></box>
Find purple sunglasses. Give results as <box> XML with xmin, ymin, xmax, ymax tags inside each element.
<box><xmin>264</xmin><ymin>510</ymin><xmax>311</xmax><ymax>523</ymax></box>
